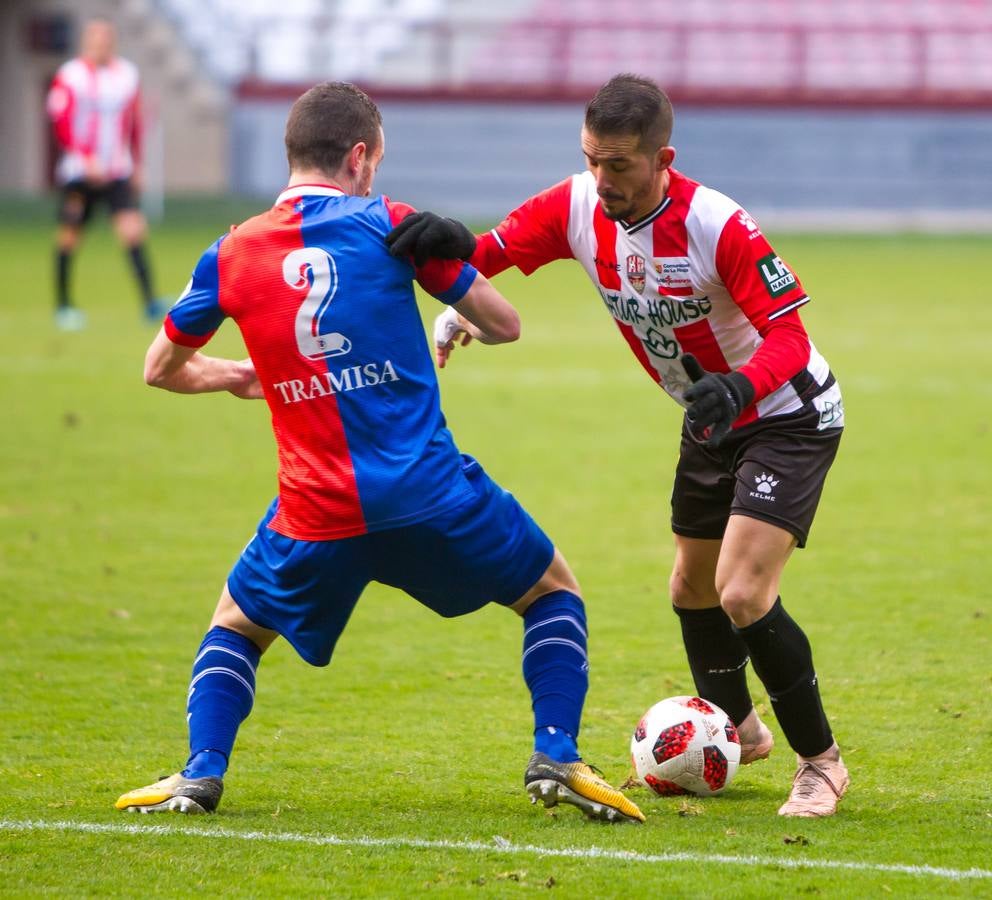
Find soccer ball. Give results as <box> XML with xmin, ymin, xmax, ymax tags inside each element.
<box><xmin>630</xmin><ymin>696</ymin><xmax>741</xmax><ymax>796</ymax></box>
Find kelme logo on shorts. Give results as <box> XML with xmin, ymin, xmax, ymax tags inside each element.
<box><xmin>749</xmin><ymin>472</ymin><xmax>779</xmax><ymax>502</ymax></box>
<box><xmin>757</xmin><ymin>253</ymin><xmax>796</xmax><ymax>297</ymax></box>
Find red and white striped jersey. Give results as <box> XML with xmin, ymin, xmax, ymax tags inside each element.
<box><xmin>46</xmin><ymin>56</ymin><xmax>142</xmax><ymax>184</ymax></box>
<box><xmin>473</xmin><ymin>168</ymin><xmax>843</xmax><ymax>432</ymax></box>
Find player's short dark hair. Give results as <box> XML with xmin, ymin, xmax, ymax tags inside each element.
<box><xmin>285</xmin><ymin>82</ymin><xmax>382</xmax><ymax>175</ymax></box>
<box><xmin>584</xmin><ymin>74</ymin><xmax>673</xmax><ymax>151</ymax></box>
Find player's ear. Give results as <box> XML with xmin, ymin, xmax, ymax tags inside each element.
<box><xmin>348</xmin><ymin>141</ymin><xmax>367</xmax><ymax>177</ymax></box>
<box><xmin>657</xmin><ymin>145</ymin><xmax>676</xmax><ymax>172</ymax></box>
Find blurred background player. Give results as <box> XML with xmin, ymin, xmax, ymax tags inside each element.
<box><xmin>388</xmin><ymin>74</ymin><xmax>849</xmax><ymax>818</ymax></box>
<box><xmin>114</xmin><ymin>82</ymin><xmax>643</xmax><ymax>825</ymax></box>
<box><xmin>46</xmin><ymin>16</ymin><xmax>163</xmax><ymax>331</ymax></box>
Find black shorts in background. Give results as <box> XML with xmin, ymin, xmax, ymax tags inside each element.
<box><xmin>671</xmin><ymin>405</ymin><xmax>842</xmax><ymax>548</ymax></box>
<box><xmin>58</xmin><ymin>178</ymin><xmax>138</xmax><ymax>226</ymax></box>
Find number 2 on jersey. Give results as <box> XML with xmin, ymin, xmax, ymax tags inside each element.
<box><xmin>282</xmin><ymin>247</ymin><xmax>352</xmax><ymax>360</ymax></box>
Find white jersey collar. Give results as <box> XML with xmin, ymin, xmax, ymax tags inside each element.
<box><xmin>276</xmin><ymin>183</ymin><xmax>345</xmax><ymax>205</ymax></box>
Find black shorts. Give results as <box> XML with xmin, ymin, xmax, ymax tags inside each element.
<box><xmin>671</xmin><ymin>405</ymin><xmax>842</xmax><ymax>548</ymax></box>
<box><xmin>58</xmin><ymin>179</ymin><xmax>138</xmax><ymax>226</ymax></box>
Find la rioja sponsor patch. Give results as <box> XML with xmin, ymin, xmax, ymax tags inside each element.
<box><xmin>757</xmin><ymin>253</ymin><xmax>797</xmax><ymax>298</ymax></box>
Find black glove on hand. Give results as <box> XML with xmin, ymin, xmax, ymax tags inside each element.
<box><xmin>681</xmin><ymin>353</ymin><xmax>756</xmax><ymax>447</ymax></box>
<box><xmin>385</xmin><ymin>211</ymin><xmax>477</xmax><ymax>267</ymax></box>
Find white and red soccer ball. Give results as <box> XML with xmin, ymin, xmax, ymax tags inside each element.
<box><xmin>630</xmin><ymin>696</ymin><xmax>741</xmax><ymax>796</ymax></box>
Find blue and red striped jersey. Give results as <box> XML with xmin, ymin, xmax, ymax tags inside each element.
<box><xmin>166</xmin><ymin>184</ymin><xmax>479</xmax><ymax>540</ymax></box>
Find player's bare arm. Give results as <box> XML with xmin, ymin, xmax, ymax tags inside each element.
<box><xmin>434</xmin><ymin>273</ymin><xmax>520</xmax><ymax>367</ymax></box>
<box><xmin>144</xmin><ymin>327</ymin><xmax>261</xmax><ymax>398</ymax></box>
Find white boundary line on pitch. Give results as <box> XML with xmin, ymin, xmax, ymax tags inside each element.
<box><xmin>1</xmin><ymin>819</ymin><xmax>990</xmax><ymax>883</ymax></box>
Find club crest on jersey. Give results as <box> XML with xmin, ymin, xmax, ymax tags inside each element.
<box><xmin>626</xmin><ymin>254</ymin><xmax>646</xmax><ymax>293</ymax></box>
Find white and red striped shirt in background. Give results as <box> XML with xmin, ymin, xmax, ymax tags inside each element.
<box><xmin>46</xmin><ymin>56</ymin><xmax>142</xmax><ymax>185</ymax></box>
<box><xmin>472</xmin><ymin>168</ymin><xmax>843</xmax><ymax>433</ymax></box>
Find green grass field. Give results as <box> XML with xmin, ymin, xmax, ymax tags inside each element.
<box><xmin>1</xmin><ymin>199</ymin><xmax>990</xmax><ymax>897</ymax></box>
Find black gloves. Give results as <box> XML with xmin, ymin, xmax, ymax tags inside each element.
<box><xmin>682</xmin><ymin>353</ymin><xmax>756</xmax><ymax>447</ymax></box>
<box><xmin>385</xmin><ymin>211</ymin><xmax>477</xmax><ymax>267</ymax></box>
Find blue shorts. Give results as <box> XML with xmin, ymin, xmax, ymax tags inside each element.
<box><xmin>227</xmin><ymin>455</ymin><xmax>554</xmax><ymax>666</ymax></box>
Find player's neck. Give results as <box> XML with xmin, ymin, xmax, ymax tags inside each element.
<box><xmin>287</xmin><ymin>169</ymin><xmax>347</xmax><ymax>193</ymax></box>
<box><xmin>628</xmin><ymin>169</ymin><xmax>671</xmax><ymax>223</ymax></box>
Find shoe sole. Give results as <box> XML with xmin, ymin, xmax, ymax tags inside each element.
<box><xmin>527</xmin><ymin>778</ymin><xmax>640</xmax><ymax>824</ymax></box>
<box><xmin>779</xmin><ymin>807</ymin><xmax>837</xmax><ymax>818</ymax></box>
<box><xmin>122</xmin><ymin>796</ymin><xmax>211</xmax><ymax>814</ymax></box>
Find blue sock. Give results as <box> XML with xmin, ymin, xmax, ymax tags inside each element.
<box><xmin>182</xmin><ymin>626</ymin><xmax>261</xmax><ymax>780</ymax></box>
<box><xmin>535</xmin><ymin>725</ymin><xmax>580</xmax><ymax>763</ymax></box>
<box><xmin>522</xmin><ymin>591</ymin><xmax>588</xmax><ymax>763</ymax></box>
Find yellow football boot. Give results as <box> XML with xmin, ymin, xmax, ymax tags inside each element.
<box><xmin>525</xmin><ymin>752</ymin><xmax>645</xmax><ymax>823</ymax></box>
<box><xmin>115</xmin><ymin>772</ymin><xmax>223</xmax><ymax>814</ymax></box>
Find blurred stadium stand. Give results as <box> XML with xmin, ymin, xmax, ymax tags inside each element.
<box><xmin>2</xmin><ymin>0</ymin><xmax>991</xmax><ymax>228</ymax></box>
<box><xmin>154</xmin><ymin>0</ymin><xmax>992</xmax><ymax>102</ymax></box>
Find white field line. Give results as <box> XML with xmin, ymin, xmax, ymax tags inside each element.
<box><xmin>1</xmin><ymin>819</ymin><xmax>990</xmax><ymax>882</ymax></box>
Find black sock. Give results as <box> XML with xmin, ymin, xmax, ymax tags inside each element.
<box><xmin>733</xmin><ymin>597</ymin><xmax>834</xmax><ymax>758</ymax></box>
<box><xmin>126</xmin><ymin>243</ymin><xmax>154</xmax><ymax>306</ymax></box>
<box><xmin>56</xmin><ymin>249</ymin><xmax>72</xmax><ymax>309</ymax></box>
<box><xmin>673</xmin><ymin>605</ymin><xmax>754</xmax><ymax>725</ymax></box>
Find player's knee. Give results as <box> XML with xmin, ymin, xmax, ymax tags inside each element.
<box><xmin>57</xmin><ymin>227</ymin><xmax>81</xmax><ymax>251</ymax></box>
<box><xmin>542</xmin><ymin>549</ymin><xmax>580</xmax><ymax>596</ymax></box>
<box><xmin>716</xmin><ymin>581</ymin><xmax>771</xmax><ymax>627</ymax></box>
<box><xmin>115</xmin><ymin>213</ymin><xmax>146</xmax><ymax>244</ymax></box>
<box><xmin>510</xmin><ymin>549</ymin><xmax>581</xmax><ymax>615</ymax></box>
<box><xmin>210</xmin><ymin>586</ymin><xmax>278</xmax><ymax>652</ymax></box>
<box><xmin>669</xmin><ymin>568</ymin><xmax>718</xmax><ymax>609</ymax></box>
<box><xmin>669</xmin><ymin>570</ymin><xmax>692</xmax><ymax>607</ymax></box>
